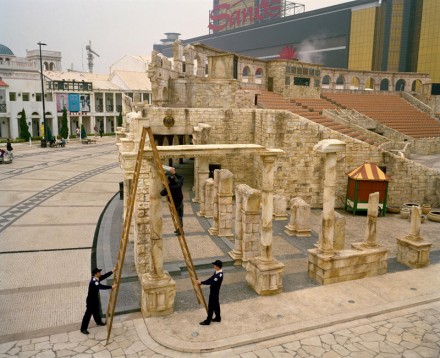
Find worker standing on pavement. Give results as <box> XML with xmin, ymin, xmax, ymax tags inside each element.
<box><xmin>80</xmin><ymin>267</ymin><xmax>117</xmax><ymax>334</ymax></box>
<box><xmin>197</xmin><ymin>260</ymin><xmax>224</xmax><ymax>325</ymax></box>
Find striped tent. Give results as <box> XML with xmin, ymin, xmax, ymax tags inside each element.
<box><xmin>345</xmin><ymin>163</ymin><xmax>390</xmax><ymax>216</ymax></box>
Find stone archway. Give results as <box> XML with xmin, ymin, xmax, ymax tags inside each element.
<box><xmin>336</xmin><ymin>75</ymin><xmax>345</xmax><ymax>89</ymax></box>
<box><xmin>380</xmin><ymin>78</ymin><xmax>389</xmax><ymax>91</ymax></box>
<box><xmin>350</xmin><ymin>77</ymin><xmax>360</xmax><ymax>90</ymax></box>
<box><xmin>412</xmin><ymin>79</ymin><xmax>422</xmax><ymax>93</ymax></box>
<box><xmin>395</xmin><ymin>79</ymin><xmax>406</xmax><ymax>92</ymax></box>
<box><xmin>365</xmin><ymin>78</ymin><xmax>375</xmax><ymax>90</ymax></box>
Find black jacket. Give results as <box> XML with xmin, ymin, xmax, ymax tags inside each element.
<box><xmin>160</xmin><ymin>173</ymin><xmax>184</xmax><ymax>206</ymax></box>
<box><xmin>201</xmin><ymin>270</ymin><xmax>223</xmax><ymax>297</ymax></box>
<box><xmin>86</xmin><ymin>271</ymin><xmax>113</xmax><ymax>306</ymax></box>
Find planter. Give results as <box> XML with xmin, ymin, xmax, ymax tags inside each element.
<box><xmin>400</xmin><ymin>207</ymin><xmax>411</xmax><ymax>219</ymax></box>
<box><xmin>402</xmin><ymin>203</ymin><xmax>421</xmax><ymax>209</ymax></box>
<box><xmin>427</xmin><ymin>211</ymin><xmax>440</xmax><ymax>223</ymax></box>
<box><xmin>387</xmin><ymin>205</ymin><xmax>400</xmax><ymax>213</ymax></box>
<box><xmin>421</xmin><ymin>204</ymin><xmax>431</xmax><ymax>215</ymax></box>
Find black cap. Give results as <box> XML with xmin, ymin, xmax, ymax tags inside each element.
<box><xmin>92</xmin><ymin>268</ymin><xmax>102</xmax><ymax>275</ymax></box>
<box><xmin>212</xmin><ymin>260</ymin><xmax>223</xmax><ymax>268</ymax></box>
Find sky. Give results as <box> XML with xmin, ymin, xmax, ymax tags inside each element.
<box><xmin>1</xmin><ymin>0</ymin><xmax>348</xmax><ymax>74</ymax></box>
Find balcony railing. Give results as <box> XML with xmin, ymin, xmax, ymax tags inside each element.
<box><xmin>0</xmin><ymin>104</ymin><xmax>6</xmax><ymax>113</ymax></box>
<box><xmin>95</xmin><ymin>105</ymin><xmax>103</xmax><ymax>112</ymax></box>
<box><xmin>106</xmin><ymin>105</ymin><xmax>114</xmax><ymax>112</ymax></box>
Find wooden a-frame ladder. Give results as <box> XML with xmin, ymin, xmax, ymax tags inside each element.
<box><xmin>105</xmin><ymin>126</ymin><xmax>207</xmax><ymax>344</ymax></box>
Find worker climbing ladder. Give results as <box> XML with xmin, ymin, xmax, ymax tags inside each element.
<box><xmin>105</xmin><ymin>126</ymin><xmax>206</xmax><ymax>345</ymax></box>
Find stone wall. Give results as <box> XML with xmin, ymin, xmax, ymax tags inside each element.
<box><xmin>131</xmin><ymin>106</ymin><xmax>440</xmax><ymax>207</ymax></box>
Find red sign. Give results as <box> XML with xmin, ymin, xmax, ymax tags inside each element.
<box><xmin>209</xmin><ymin>0</ymin><xmax>281</xmax><ymax>32</ymax></box>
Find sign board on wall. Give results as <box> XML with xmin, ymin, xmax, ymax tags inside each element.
<box><xmin>68</xmin><ymin>94</ymin><xmax>80</xmax><ymax>112</ymax></box>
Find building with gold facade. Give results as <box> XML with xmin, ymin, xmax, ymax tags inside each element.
<box><xmin>155</xmin><ymin>0</ymin><xmax>440</xmax><ymax>92</ymax></box>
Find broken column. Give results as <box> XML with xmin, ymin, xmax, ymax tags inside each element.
<box><xmin>141</xmin><ymin>160</ymin><xmax>176</xmax><ymax>317</ymax></box>
<box><xmin>208</xmin><ymin>170</ymin><xmax>220</xmax><ymax>236</ymax></box>
<box><xmin>208</xmin><ymin>169</ymin><xmax>233</xmax><ymax>237</ymax></box>
<box><xmin>204</xmin><ymin>178</ymin><xmax>215</xmax><ymax>218</ymax></box>
<box><xmin>333</xmin><ymin>212</ymin><xmax>346</xmax><ymax>251</ymax></box>
<box><xmin>192</xmin><ymin>123</ymin><xmax>211</xmax><ymax>203</ymax></box>
<box><xmin>273</xmin><ymin>195</ymin><xmax>288</xmax><ymax>220</ymax></box>
<box><xmin>397</xmin><ymin>206</ymin><xmax>432</xmax><ymax>268</ymax></box>
<box><xmin>229</xmin><ymin>184</ymin><xmax>261</xmax><ymax>266</ymax></box>
<box><xmin>284</xmin><ymin>197</ymin><xmax>312</xmax><ymax>237</ymax></box>
<box><xmin>246</xmin><ymin>152</ymin><xmax>285</xmax><ymax>295</ymax></box>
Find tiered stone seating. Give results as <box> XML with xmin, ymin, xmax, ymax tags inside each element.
<box><xmin>258</xmin><ymin>91</ymin><xmax>377</xmax><ymax>145</ymax></box>
<box><xmin>323</xmin><ymin>93</ymin><xmax>440</xmax><ymax>138</ymax></box>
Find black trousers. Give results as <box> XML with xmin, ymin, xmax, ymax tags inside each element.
<box><xmin>206</xmin><ymin>293</ymin><xmax>220</xmax><ymax>323</ymax></box>
<box><xmin>176</xmin><ymin>202</ymin><xmax>184</xmax><ymax>228</ymax></box>
<box><xmin>80</xmin><ymin>304</ymin><xmax>103</xmax><ymax>331</ymax></box>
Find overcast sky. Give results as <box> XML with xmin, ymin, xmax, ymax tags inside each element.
<box><xmin>1</xmin><ymin>0</ymin><xmax>348</xmax><ymax>74</ymax></box>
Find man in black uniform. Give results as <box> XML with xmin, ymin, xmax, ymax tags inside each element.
<box><xmin>197</xmin><ymin>260</ymin><xmax>223</xmax><ymax>325</ymax></box>
<box><xmin>80</xmin><ymin>267</ymin><xmax>117</xmax><ymax>334</ymax></box>
<box><xmin>160</xmin><ymin>167</ymin><xmax>184</xmax><ymax>235</ymax></box>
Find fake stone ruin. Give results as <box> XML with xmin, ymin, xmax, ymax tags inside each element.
<box><xmin>115</xmin><ymin>41</ymin><xmax>437</xmax><ymax>318</ymax></box>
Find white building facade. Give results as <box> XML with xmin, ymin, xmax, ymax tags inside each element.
<box><xmin>0</xmin><ymin>44</ymin><xmax>151</xmax><ymax>139</ymax></box>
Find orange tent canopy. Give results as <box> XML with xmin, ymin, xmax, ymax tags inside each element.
<box><xmin>347</xmin><ymin>163</ymin><xmax>391</xmax><ymax>181</ymax></box>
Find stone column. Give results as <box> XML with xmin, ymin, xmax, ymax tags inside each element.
<box><xmin>141</xmin><ymin>161</ymin><xmax>176</xmax><ymax>317</ymax></box>
<box><xmin>246</xmin><ymin>153</ymin><xmax>284</xmax><ymax>295</ymax></box>
<box><xmin>260</xmin><ymin>154</ymin><xmax>275</xmax><ymax>261</ymax></box>
<box><xmin>208</xmin><ymin>170</ymin><xmax>220</xmax><ymax>236</ymax></box>
<box><xmin>229</xmin><ymin>185</ymin><xmax>245</xmax><ymax>265</ymax></box>
<box><xmin>397</xmin><ymin>206</ymin><xmax>432</xmax><ymax>268</ymax></box>
<box><xmin>192</xmin><ymin>124</ymin><xmax>211</xmax><ymax>203</ymax></box>
<box><xmin>241</xmin><ymin>185</ymin><xmax>261</xmax><ymax>263</ymax></box>
<box><xmin>285</xmin><ymin>197</ymin><xmax>312</xmax><ymax>237</ymax></box>
<box><xmin>314</xmin><ymin>139</ymin><xmax>346</xmax><ymax>255</ymax></box>
<box><xmin>196</xmin><ymin>157</ymin><xmax>210</xmax><ymax>205</ymax></box>
<box><xmin>333</xmin><ymin>212</ymin><xmax>346</xmax><ymax>251</ymax></box>
<box><xmin>204</xmin><ymin>178</ymin><xmax>215</xmax><ymax>218</ymax></box>
<box><xmin>198</xmin><ymin>177</ymin><xmax>206</xmax><ymax>217</ymax></box>
<box><xmin>273</xmin><ymin>195</ymin><xmax>288</xmax><ymax>220</ymax></box>
<box><xmin>217</xmin><ymin>169</ymin><xmax>234</xmax><ymax>237</ymax></box>
<box><xmin>364</xmin><ymin>192</ymin><xmax>379</xmax><ymax>247</ymax></box>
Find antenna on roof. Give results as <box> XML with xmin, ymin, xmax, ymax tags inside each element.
<box><xmin>85</xmin><ymin>40</ymin><xmax>100</xmax><ymax>73</ymax></box>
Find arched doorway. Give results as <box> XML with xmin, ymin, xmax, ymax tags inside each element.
<box><xmin>395</xmin><ymin>79</ymin><xmax>406</xmax><ymax>91</ymax></box>
<box><xmin>350</xmin><ymin>77</ymin><xmax>360</xmax><ymax>90</ymax></box>
<box><xmin>255</xmin><ymin>68</ymin><xmax>263</xmax><ymax>84</ymax></box>
<box><xmin>380</xmin><ymin>79</ymin><xmax>389</xmax><ymax>91</ymax></box>
<box><xmin>411</xmin><ymin>79</ymin><xmax>422</xmax><ymax>93</ymax></box>
<box><xmin>336</xmin><ymin>75</ymin><xmax>345</xmax><ymax>89</ymax></box>
<box><xmin>365</xmin><ymin>78</ymin><xmax>375</xmax><ymax>90</ymax></box>
<box><xmin>321</xmin><ymin>75</ymin><xmax>331</xmax><ymax>88</ymax></box>
<box><xmin>242</xmin><ymin>66</ymin><xmax>250</xmax><ymax>83</ymax></box>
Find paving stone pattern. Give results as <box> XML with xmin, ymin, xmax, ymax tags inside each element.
<box><xmin>0</xmin><ymin>302</ymin><xmax>438</xmax><ymax>357</ymax></box>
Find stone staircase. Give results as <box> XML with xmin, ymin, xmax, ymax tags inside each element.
<box><xmin>257</xmin><ymin>91</ymin><xmax>378</xmax><ymax>145</ymax></box>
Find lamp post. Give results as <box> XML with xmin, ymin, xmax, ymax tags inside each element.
<box><xmin>37</xmin><ymin>41</ymin><xmax>47</xmax><ymax>147</ymax></box>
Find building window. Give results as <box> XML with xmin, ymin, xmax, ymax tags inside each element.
<box><xmin>294</xmin><ymin>77</ymin><xmax>310</xmax><ymax>86</ymax></box>
<box><xmin>36</xmin><ymin>93</ymin><xmax>42</xmax><ymax>102</ymax></box>
<box><xmin>22</xmin><ymin>93</ymin><xmax>30</xmax><ymax>101</ymax></box>
<box><xmin>9</xmin><ymin>92</ymin><xmax>16</xmax><ymax>101</ymax></box>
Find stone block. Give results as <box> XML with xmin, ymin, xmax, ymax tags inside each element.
<box><xmin>246</xmin><ymin>257</ymin><xmax>285</xmax><ymax>295</ymax></box>
<box><xmin>141</xmin><ymin>272</ymin><xmax>176</xmax><ymax>318</ymax></box>
<box><xmin>307</xmin><ymin>246</ymin><xmax>388</xmax><ymax>285</ymax></box>
<box><xmin>397</xmin><ymin>237</ymin><xmax>432</xmax><ymax>268</ymax></box>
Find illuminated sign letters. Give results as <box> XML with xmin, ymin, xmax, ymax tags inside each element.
<box><xmin>209</xmin><ymin>0</ymin><xmax>281</xmax><ymax>32</ymax></box>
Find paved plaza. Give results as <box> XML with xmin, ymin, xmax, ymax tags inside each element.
<box><xmin>0</xmin><ymin>138</ymin><xmax>440</xmax><ymax>357</ymax></box>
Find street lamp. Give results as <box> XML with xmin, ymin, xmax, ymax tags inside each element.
<box><xmin>37</xmin><ymin>41</ymin><xmax>47</xmax><ymax>146</ymax></box>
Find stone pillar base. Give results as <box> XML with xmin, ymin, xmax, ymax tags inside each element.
<box><xmin>273</xmin><ymin>214</ymin><xmax>288</xmax><ymax>221</ymax></box>
<box><xmin>397</xmin><ymin>236</ymin><xmax>432</xmax><ymax>268</ymax></box>
<box><xmin>308</xmin><ymin>245</ymin><xmax>388</xmax><ymax>285</ymax></box>
<box><xmin>228</xmin><ymin>250</ymin><xmax>243</xmax><ymax>266</ymax></box>
<box><xmin>246</xmin><ymin>258</ymin><xmax>285</xmax><ymax>295</ymax></box>
<box><xmin>141</xmin><ymin>272</ymin><xmax>176</xmax><ymax>318</ymax></box>
<box><xmin>208</xmin><ymin>228</ymin><xmax>219</xmax><ymax>236</ymax></box>
<box><xmin>284</xmin><ymin>225</ymin><xmax>312</xmax><ymax>237</ymax></box>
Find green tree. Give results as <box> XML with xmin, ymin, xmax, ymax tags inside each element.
<box><xmin>59</xmin><ymin>107</ymin><xmax>69</xmax><ymax>139</ymax></box>
<box><xmin>117</xmin><ymin>112</ymin><xmax>123</xmax><ymax>127</ymax></box>
<box><xmin>81</xmin><ymin>124</ymin><xmax>87</xmax><ymax>139</ymax></box>
<box><xmin>19</xmin><ymin>109</ymin><xmax>31</xmax><ymax>141</ymax></box>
